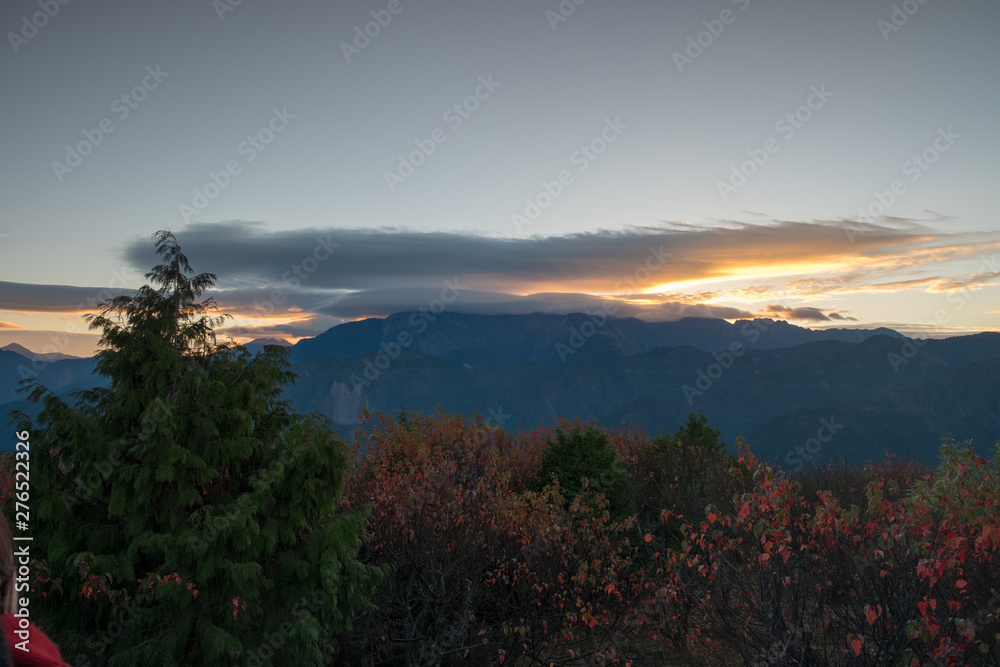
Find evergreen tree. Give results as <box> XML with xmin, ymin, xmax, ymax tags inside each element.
<box><xmin>13</xmin><ymin>231</ymin><xmax>381</xmax><ymax>666</ymax></box>
<box><xmin>659</xmin><ymin>412</ymin><xmax>725</xmax><ymax>454</ymax></box>
<box><xmin>537</xmin><ymin>424</ymin><xmax>633</xmax><ymax>520</ymax></box>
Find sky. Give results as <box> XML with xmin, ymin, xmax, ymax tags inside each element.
<box><xmin>1</xmin><ymin>0</ymin><xmax>998</xmax><ymax>357</ymax></box>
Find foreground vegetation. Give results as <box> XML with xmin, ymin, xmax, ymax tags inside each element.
<box><xmin>332</xmin><ymin>410</ymin><xmax>1000</xmax><ymax>666</ymax></box>
<box><xmin>3</xmin><ymin>232</ymin><xmax>999</xmax><ymax>665</ymax></box>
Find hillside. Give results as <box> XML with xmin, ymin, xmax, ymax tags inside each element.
<box><xmin>3</xmin><ymin>317</ymin><xmax>998</xmax><ymax>466</ymax></box>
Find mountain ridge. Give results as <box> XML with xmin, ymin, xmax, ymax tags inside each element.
<box><xmin>2</xmin><ymin>314</ymin><xmax>996</xmax><ymax>466</ymax></box>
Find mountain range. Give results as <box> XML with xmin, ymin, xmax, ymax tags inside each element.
<box><xmin>3</xmin><ymin>313</ymin><xmax>998</xmax><ymax>467</ymax></box>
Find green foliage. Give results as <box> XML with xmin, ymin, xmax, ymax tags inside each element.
<box><xmin>634</xmin><ymin>414</ymin><xmax>744</xmax><ymax>548</ymax></box>
<box><xmin>656</xmin><ymin>412</ymin><xmax>725</xmax><ymax>455</ymax></box>
<box><xmin>13</xmin><ymin>231</ymin><xmax>381</xmax><ymax>666</ymax></box>
<box><xmin>537</xmin><ymin>423</ymin><xmax>633</xmax><ymax>520</ymax></box>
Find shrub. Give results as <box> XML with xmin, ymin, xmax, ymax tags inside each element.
<box><xmin>537</xmin><ymin>423</ymin><xmax>634</xmax><ymax>521</ymax></box>
<box><xmin>340</xmin><ymin>411</ymin><xmax>654</xmax><ymax>665</ymax></box>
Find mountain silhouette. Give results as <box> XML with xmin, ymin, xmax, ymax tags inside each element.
<box><xmin>3</xmin><ymin>314</ymin><xmax>997</xmax><ymax>466</ymax></box>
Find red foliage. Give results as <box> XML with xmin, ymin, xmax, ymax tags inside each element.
<box><xmin>342</xmin><ymin>409</ymin><xmax>659</xmax><ymax>664</ymax></box>
<box><xmin>678</xmin><ymin>441</ymin><xmax>1000</xmax><ymax>665</ymax></box>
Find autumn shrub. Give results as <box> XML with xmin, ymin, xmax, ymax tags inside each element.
<box><xmin>677</xmin><ymin>439</ymin><xmax>1000</xmax><ymax>666</ymax></box>
<box><xmin>337</xmin><ymin>409</ymin><xmax>533</xmax><ymax>664</ymax></box>
<box><xmin>792</xmin><ymin>452</ymin><xmax>933</xmax><ymax>510</ymax></box>
<box><xmin>340</xmin><ymin>411</ymin><xmax>661</xmax><ymax>665</ymax></box>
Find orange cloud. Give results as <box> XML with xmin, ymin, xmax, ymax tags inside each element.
<box><xmin>762</xmin><ymin>305</ymin><xmax>856</xmax><ymax>322</ymax></box>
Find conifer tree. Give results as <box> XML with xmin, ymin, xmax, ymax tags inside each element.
<box><xmin>14</xmin><ymin>231</ymin><xmax>381</xmax><ymax>666</ymax></box>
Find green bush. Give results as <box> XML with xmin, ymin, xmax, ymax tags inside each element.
<box><xmin>537</xmin><ymin>424</ymin><xmax>634</xmax><ymax>520</ymax></box>
<box><xmin>636</xmin><ymin>413</ymin><xmax>744</xmax><ymax>546</ymax></box>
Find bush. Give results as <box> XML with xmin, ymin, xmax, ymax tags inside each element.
<box><xmin>339</xmin><ymin>411</ymin><xmax>654</xmax><ymax>665</ymax></box>
<box><xmin>537</xmin><ymin>422</ymin><xmax>634</xmax><ymax>521</ymax></box>
<box><xmin>632</xmin><ymin>414</ymin><xmax>745</xmax><ymax>548</ymax></box>
<box><xmin>678</xmin><ymin>439</ymin><xmax>1000</xmax><ymax>665</ymax></box>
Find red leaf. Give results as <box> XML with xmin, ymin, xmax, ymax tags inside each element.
<box><xmin>851</xmin><ymin>638</ymin><xmax>862</xmax><ymax>656</ymax></box>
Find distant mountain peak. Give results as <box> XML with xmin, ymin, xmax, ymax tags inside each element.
<box><xmin>245</xmin><ymin>337</ymin><xmax>292</xmax><ymax>347</ymax></box>
<box><xmin>241</xmin><ymin>338</ymin><xmax>293</xmax><ymax>355</ymax></box>
<box><xmin>0</xmin><ymin>343</ymin><xmax>81</xmax><ymax>362</ymax></box>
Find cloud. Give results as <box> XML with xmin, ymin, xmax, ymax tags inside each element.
<box><xmin>763</xmin><ymin>305</ymin><xmax>857</xmax><ymax>322</ymax></box>
<box><xmin>7</xmin><ymin>219</ymin><xmax>998</xmax><ymax>331</ymax></box>
<box><xmin>307</xmin><ymin>287</ymin><xmax>755</xmax><ymax>321</ymax></box>
<box><xmin>863</xmin><ymin>322</ymin><xmax>997</xmax><ymax>338</ymax></box>
<box><xmin>0</xmin><ymin>321</ymin><xmax>26</xmax><ymax>330</ymax></box>
<box><xmin>926</xmin><ymin>271</ymin><xmax>1000</xmax><ymax>294</ymax></box>
<box><xmin>0</xmin><ymin>281</ymin><xmax>133</xmax><ymax>313</ymax></box>
<box><xmin>121</xmin><ymin>218</ymin><xmax>974</xmax><ymax>296</ymax></box>
<box><xmin>216</xmin><ymin>317</ymin><xmax>330</xmax><ymax>342</ymax></box>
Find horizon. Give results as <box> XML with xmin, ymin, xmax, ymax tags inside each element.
<box><xmin>2</xmin><ymin>2</ymin><xmax>999</xmax><ymax>357</ymax></box>
<box><xmin>0</xmin><ymin>310</ymin><xmax>984</xmax><ymax>361</ymax></box>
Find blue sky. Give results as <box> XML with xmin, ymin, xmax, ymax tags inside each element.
<box><xmin>1</xmin><ymin>0</ymin><xmax>998</xmax><ymax>356</ymax></box>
